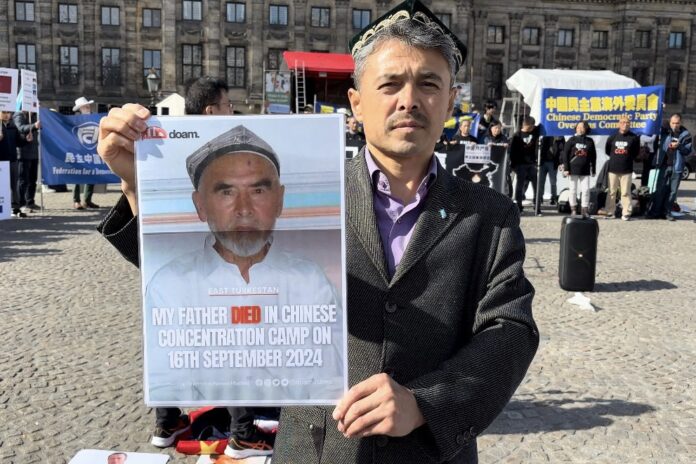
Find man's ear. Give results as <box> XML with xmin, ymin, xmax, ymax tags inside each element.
<box><xmin>348</xmin><ymin>88</ymin><xmax>362</xmax><ymax>123</ymax></box>
<box><xmin>192</xmin><ymin>190</ymin><xmax>206</xmax><ymax>222</ymax></box>
<box><xmin>204</xmin><ymin>105</ymin><xmax>214</xmax><ymax>115</ymax></box>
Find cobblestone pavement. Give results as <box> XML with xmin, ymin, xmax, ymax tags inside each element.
<box><xmin>0</xmin><ymin>182</ymin><xmax>694</xmax><ymax>463</ymax></box>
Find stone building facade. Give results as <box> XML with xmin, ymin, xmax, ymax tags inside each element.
<box><xmin>1</xmin><ymin>0</ymin><xmax>696</xmax><ymax>123</ymax></box>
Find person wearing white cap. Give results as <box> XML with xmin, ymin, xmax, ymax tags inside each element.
<box><xmin>72</xmin><ymin>97</ymin><xmax>99</xmax><ymax>209</ymax></box>
<box><xmin>72</xmin><ymin>96</ymin><xmax>95</xmax><ymax>113</ymax></box>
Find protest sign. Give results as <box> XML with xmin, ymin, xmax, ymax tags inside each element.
<box><xmin>441</xmin><ymin>143</ymin><xmax>508</xmax><ymax>193</ymax></box>
<box><xmin>136</xmin><ymin>114</ymin><xmax>348</xmax><ymax>406</ymax></box>
<box><xmin>39</xmin><ymin>108</ymin><xmax>120</xmax><ymax>184</ymax></box>
<box><xmin>541</xmin><ymin>85</ymin><xmax>664</xmax><ymax>136</ymax></box>
<box><xmin>0</xmin><ymin>68</ymin><xmax>19</xmax><ymax>112</ymax></box>
<box><xmin>0</xmin><ymin>161</ymin><xmax>10</xmax><ymax>220</ymax></box>
<box><xmin>19</xmin><ymin>69</ymin><xmax>39</xmax><ymax>112</ymax></box>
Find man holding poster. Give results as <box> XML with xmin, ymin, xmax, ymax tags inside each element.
<box><xmin>97</xmin><ymin>0</ymin><xmax>538</xmax><ymax>462</ymax></box>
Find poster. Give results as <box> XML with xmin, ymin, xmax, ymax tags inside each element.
<box><xmin>69</xmin><ymin>449</ymin><xmax>169</xmax><ymax>464</ymax></box>
<box><xmin>0</xmin><ymin>161</ymin><xmax>10</xmax><ymax>220</ymax></box>
<box><xmin>136</xmin><ymin>114</ymin><xmax>348</xmax><ymax>407</ymax></box>
<box><xmin>541</xmin><ymin>85</ymin><xmax>664</xmax><ymax>136</ymax></box>
<box><xmin>20</xmin><ymin>68</ymin><xmax>39</xmax><ymax>112</ymax></box>
<box><xmin>0</xmin><ymin>68</ymin><xmax>19</xmax><ymax>112</ymax></box>
<box><xmin>264</xmin><ymin>71</ymin><xmax>291</xmax><ymax>114</ymax></box>
<box><xmin>441</xmin><ymin>143</ymin><xmax>508</xmax><ymax>193</ymax></box>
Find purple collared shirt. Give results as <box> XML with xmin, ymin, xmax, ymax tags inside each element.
<box><xmin>365</xmin><ymin>148</ymin><xmax>438</xmax><ymax>278</ymax></box>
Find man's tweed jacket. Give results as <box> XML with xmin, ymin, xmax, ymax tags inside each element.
<box><xmin>98</xmin><ymin>150</ymin><xmax>539</xmax><ymax>464</ymax></box>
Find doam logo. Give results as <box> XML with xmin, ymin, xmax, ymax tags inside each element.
<box><xmin>142</xmin><ymin>126</ymin><xmax>200</xmax><ymax>139</ymax></box>
<box><xmin>73</xmin><ymin>122</ymin><xmax>100</xmax><ymax>149</ymax></box>
<box><xmin>142</xmin><ymin>125</ymin><xmax>168</xmax><ymax>139</ymax></box>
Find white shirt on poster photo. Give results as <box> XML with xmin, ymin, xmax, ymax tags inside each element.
<box><xmin>144</xmin><ymin>233</ymin><xmax>344</xmax><ymax>406</ymax></box>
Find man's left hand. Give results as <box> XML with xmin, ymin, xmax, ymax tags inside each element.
<box><xmin>332</xmin><ymin>373</ymin><xmax>425</xmax><ymax>438</ymax></box>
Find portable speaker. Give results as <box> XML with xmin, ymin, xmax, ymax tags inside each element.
<box><xmin>559</xmin><ymin>216</ymin><xmax>599</xmax><ymax>291</ymax></box>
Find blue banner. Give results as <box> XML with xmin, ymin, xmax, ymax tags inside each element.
<box><xmin>540</xmin><ymin>85</ymin><xmax>664</xmax><ymax>136</ymax></box>
<box><xmin>39</xmin><ymin>108</ymin><xmax>120</xmax><ymax>184</ymax></box>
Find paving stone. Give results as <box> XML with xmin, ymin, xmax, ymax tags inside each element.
<box><xmin>2</xmin><ymin>184</ymin><xmax>696</xmax><ymax>463</ymax></box>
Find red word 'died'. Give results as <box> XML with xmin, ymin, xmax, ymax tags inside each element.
<box><xmin>231</xmin><ymin>306</ymin><xmax>261</xmax><ymax>324</ymax></box>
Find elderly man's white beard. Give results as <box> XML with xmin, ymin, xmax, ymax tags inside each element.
<box><xmin>213</xmin><ymin>231</ymin><xmax>273</xmax><ymax>258</ymax></box>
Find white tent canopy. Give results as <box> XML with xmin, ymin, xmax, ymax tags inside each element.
<box><xmin>155</xmin><ymin>92</ymin><xmax>185</xmax><ymax>116</ymax></box>
<box><xmin>506</xmin><ymin>69</ymin><xmax>640</xmax><ymax>124</ymax></box>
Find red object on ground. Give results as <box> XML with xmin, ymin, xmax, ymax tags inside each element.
<box><xmin>176</xmin><ymin>438</ymin><xmax>228</xmax><ymax>455</ymax></box>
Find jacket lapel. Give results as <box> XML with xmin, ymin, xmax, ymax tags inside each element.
<box><xmin>345</xmin><ymin>150</ymin><xmax>390</xmax><ymax>286</ymax></box>
<box><xmin>390</xmin><ymin>163</ymin><xmax>460</xmax><ymax>286</ymax></box>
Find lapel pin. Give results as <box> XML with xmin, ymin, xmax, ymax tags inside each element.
<box><xmin>439</xmin><ymin>208</ymin><xmax>446</xmax><ymax>219</ymax></box>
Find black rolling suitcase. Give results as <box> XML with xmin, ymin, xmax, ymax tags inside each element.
<box><xmin>559</xmin><ymin>217</ymin><xmax>599</xmax><ymax>291</ymax></box>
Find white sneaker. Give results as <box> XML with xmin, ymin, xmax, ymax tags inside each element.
<box><xmin>41</xmin><ymin>185</ymin><xmax>56</xmax><ymax>193</ymax></box>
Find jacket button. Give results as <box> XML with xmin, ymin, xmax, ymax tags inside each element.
<box><xmin>456</xmin><ymin>433</ymin><xmax>467</xmax><ymax>445</ymax></box>
<box><xmin>469</xmin><ymin>426</ymin><xmax>477</xmax><ymax>438</ymax></box>
<box><xmin>384</xmin><ymin>367</ymin><xmax>395</xmax><ymax>377</ymax></box>
<box><xmin>376</xmin><ymin>436</ymin><xmax>389</xmax><ymax>447</ymax></box>
<box><xmin>385</xmin><ymin>302</ymin><xmax>397</xmax><ymax>313</ymax></box>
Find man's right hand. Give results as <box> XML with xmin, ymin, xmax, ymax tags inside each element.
<box><xmin>97</xmin><ymin>104</ymin><xmax>151</xmax><ymax>215</ymax></box>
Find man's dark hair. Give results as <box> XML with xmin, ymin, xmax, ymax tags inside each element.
<box><xmin>670</xmin><ymin>113</ymin><xmax>682</xmax><ymax>120</ymax></box>
<box><xmin>184</xmin><ymin>76</ymin><xmax>229</xmax><ymax>115</ymax></box>
<box><xmin>484</xmin><ymin>101</ymin><xmax>497</xmax><ymax>111</ymax></box>
<box><xmin>522</xmin><ymin>116</ymin><xmax>535</xmax><ymax>127</ymax></box>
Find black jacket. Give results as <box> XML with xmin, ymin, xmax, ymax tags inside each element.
<box><xmin>12</xmin><ymin>112</ymin><xmax>39</xmax><ymax>161</ymax></box>
<box><xmin>540</xmin><ymin>136</ymin><xmax>565</xmax><ymax>168</ymax></box>
<box><xmin>449</xmin><ymin>132</ymin><xmax>478</xmax><ymax>146</ymax></box>
<box><xmin>0</xmin><ymin>119</ymin><xmax>26</xmax><ymax>162</ymax></box>
<box><xmin>605</xmin><ymin>130</ymin><xmax>639</xmax><ymax>174</ymax></box>
<box><xmin>509</xmin><ymin>126</ymin><xmax>540</xmax><ymax>167</ymax></box>
<box><xmin>562</xmin><ymin>134</ymin><xmax>596</xmax><ymax>176</ymax></box>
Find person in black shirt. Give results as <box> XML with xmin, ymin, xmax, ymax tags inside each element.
<box><xmin>477</xmin><ymin>101</ymin><xmax>499</xmax><ymax>142</ymax></box>
<box><xmin>562</xmin><ymin>121</ymin><xmax>597</xmax><ymax>218</ymax></box>
<box><xmin>345</xmin><ymin>116</ymin><xmax>366</xmax><ymax>159</ymax></box>
<box><xmin>448</xmin><ymin>117</ymin><xmax>478</xmax><ymax>145</ymax></box>
<box><xmin>604</xmin><ymin>116</ymin><xmax>640</xmax><ymax>220</ymax></box>
<box><xmin>509</xmin><ymin>116</ymin><xmax>540</xmax><ymax>212</ymax></box>
<box><xmin>13</xmin><ymin>111</ymin><xmax>41</xmax><ymax>213</ymax></box>
<box><xmin>0</xmin><ymin>110</ymin><xmax>29</xmax><ymax>217</ymax></box>
<box><xmin>538</xmin><ymin>136</ymin><xmax>564</xmax><ymax>205</ymax></box>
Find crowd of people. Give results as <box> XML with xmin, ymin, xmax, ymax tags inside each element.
<box><xmin>401</xmin><ymin>99</ymin><xmax>693</xmax><ymax>221</ymax></box>
<box><xmin>0</xmin><ymin>95</ymin><xmax>107</xmax><ymax>218</ymax></box>
<box><xmin>4</xmin><ymin>91</ymin><xmax>691</xmax><ymax>224</ymax></box>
